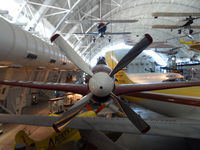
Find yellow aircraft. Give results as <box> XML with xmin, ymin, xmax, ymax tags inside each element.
<box><xmin>13</xmin><ymin>111</ymin><xmax>96</xmax><ymax>150</ymax></box>
<box><xmin>179</xmin><ymin>39</ymin><xmax>200</xmax><ymax>52</ymax></box>
<box><xmin>105</xmin><ymin>51</ymin><xmax>200</xmax><ymax>119</ymax></box>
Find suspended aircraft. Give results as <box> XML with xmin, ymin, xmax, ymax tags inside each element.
<box><xmin>180</xmin><ymin>39</ymin><xmax>200</xmax><ymax>52</ymax></box>
<box><xmin>72</xmin><ymin>19</ymin><xmax>137</xmax><ymax>42</ymax></box>
<box><xmin>152</xmin><ymin>12</ymin><xmax>200</xmax><ymax>35</ymax></box>
<box><xmin>1</xmin><ymin>33</ymin><xmax>200</xmax><ymax>140</ymax></box>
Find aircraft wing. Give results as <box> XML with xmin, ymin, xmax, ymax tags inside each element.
<box><xmin>69</xmin><ymin>117</ymin><xmax>200</xmax><ymax>139</ymax></box>
<box><xmin>73</xmin><ymin>32</ymin><xmax>98</xmax><ymax>35</ymax></box>
<box><xmin>1</xmin><ymin>114</ymin><xmax>200</xmax><ymax>139</ymax></box>
<box><xmin>127</xmin><ymin>91</ymin><xmax>200</xmax><ymax>107</ymax></box>
<box><xmin>114</xmin><ymin>81</ymin><xmax>200</xmax><ymax>95</ymax></box>
<box><xmin>66</xmin><ymin>19</ymin><xmax>138</xmax><ymax>23</ymax></box>
<box><xmin>152</xmin><ymin>25</ymin><xmax>200</xmax><ymax>29</ymax></box>
<box><xmin>152</xmin><ymin>12</ymin><xmax>200</xmax><ymax>17</ymax></box>
<box><xmin>152</xmin><ymin>25</ymin><xmax>180</xmax><ymax>29</ymax></box>
<box><xmin>0</xmin><ymin>80</ymin><xmax>88</xmax><ymax>95</ymax></box>
<box><xmin>105</xmin><ymin>32</ymin><xmax>131</xmax><ymax>35</ymax></box>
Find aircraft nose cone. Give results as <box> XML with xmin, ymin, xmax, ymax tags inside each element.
<box><xmin>89</xmin><ymin>72</ymin><xmax>114</xmax><ymax>97</ymax></box>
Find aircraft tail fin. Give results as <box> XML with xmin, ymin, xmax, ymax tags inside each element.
<box><xmin>105</xmin><ymin>51</ymin><xmax>134</xmax><ymax>84</ymax></box>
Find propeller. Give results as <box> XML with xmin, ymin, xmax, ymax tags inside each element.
<box><xmin>109</xmin><ymin>34</ymin><xmax>152</xmax><ymax>77</ymax></box>
<box><xmin>51</xmin><ymin>34</ymin><xmax>93</xmax><ymax>76</ymax></box>
<box><xmin>51</xmin><ymin>33</ymin><xmax>153</xmax><ymax>133</ymax></box>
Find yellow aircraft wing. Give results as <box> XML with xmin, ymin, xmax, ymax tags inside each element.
<box><xmin>13</xmin><ymin>111</ymin><xmax>96</xmax><ymax>150</ymax></box>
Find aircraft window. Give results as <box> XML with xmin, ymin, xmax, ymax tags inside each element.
<box><xmin>49</xmin><ymin>59</ymin><xmax>56</xmax><ymax>63</ymax></box>
<box><xmin>26</xmin><ymin>53</ymin><xmax>37</xmax><ymax>60</ymax></box>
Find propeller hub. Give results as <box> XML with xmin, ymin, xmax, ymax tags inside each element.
<box><xmin>89</xmin><ymin>72</ymin><xmax>114</xmax><ymax>97</ymax></box>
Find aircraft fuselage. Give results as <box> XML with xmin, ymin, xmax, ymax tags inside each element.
<box><xmin>97</xmin><ymin>22</ymin><xmax>107</xmax><ymax>37</ymax></box>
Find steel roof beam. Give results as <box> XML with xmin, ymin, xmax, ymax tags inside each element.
<box><xmin>51</xmin><ymin>0</ymin><xmax>82</xmax><ymax>36</ymax></box>
<box><xmin>25</xmin><ymin>0</ymin><xmax>57</xmax><ymax>31</ymax></box>
<box><xmin>27</xmin><ymin>0</ymin><xmax>69</xmax><ymax>11</ymax></box>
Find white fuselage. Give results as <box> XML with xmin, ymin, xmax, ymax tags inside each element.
<box><xmin>136</xmin><ymin>98</ymin><xmax>200</xmax><ymax>120</ymax></box>
<box><xmin>126</xmin><ymin>73</ymin><xmax>200</xmax><ymax>120</ymax></box>
<box><xmin>127</xmin><ymin>73</ymin><xmax>183</xmax><ymax>83</ymax></box>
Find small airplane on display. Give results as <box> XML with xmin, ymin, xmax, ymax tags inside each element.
<box><xmin>72</xmin><ymin>19</ymin><xmax>137</xmax><ymax>42</ymax></box>
<box><xmin>155</xmin><ymin>47</ymin><xmax>181</xmax><ymax>56</ymax></box>
<box><xmin>180</xmin><ymin>39</ymin><xmax>200</xmax><ymax>52</ymax></box>
<box><xmin>152</xmin><ymin>12</ymin><xmax>200</xmax><ymax>35</ymax></box>
<box><xmin>1</xmin><ymin>33</ymin><xmax>200</xmax><ymax>146</ymax></box>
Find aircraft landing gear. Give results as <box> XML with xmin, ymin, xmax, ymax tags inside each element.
<box><xmin>108</xmin><ymin>36</ymin><xmax>112</xmax><ymax>42</ymax></box>
<box><xmin>92</xmin><ymin>36</ymin><xmax>96</xmax><ymax>43</ymax></box>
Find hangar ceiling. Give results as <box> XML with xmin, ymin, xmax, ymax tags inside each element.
<box><xmin>1</xmin><ymin>0</ymin><xmax>200</xmax><ymax>65</ymax></box>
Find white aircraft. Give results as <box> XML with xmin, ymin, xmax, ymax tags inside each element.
<box><xmin>126</xmin><ymin>72</ymin><xmax>183</xmax><ymax>83</ymax></box>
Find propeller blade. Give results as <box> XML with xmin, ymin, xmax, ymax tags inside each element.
<box><xmin>109</xmin><ymin>34</ymin><xmax>153</xmax><ymax>77</ymax></box>
<box><xmin>51</xmin><ymin>34</ymin><xmax>93</xmax><ymax>76</ymax></box>
<box><xmin>53</xmin><ymin>93</ymin><xmax>93</xmax><ymax>131</ymax></box>
<box><xmin>114</xmin><ymin>81</ymin><xmax>200</xmax><ymax>95</ymax></box>
<box><xmin>110</xmin><ymin>93</ymin><xmax>150</xmax><ymax>133</ymax></box>
<box><xmin>0</xmin><ymin>80</ymin><xmax>88</xmax><ymax>95</ymax></box>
